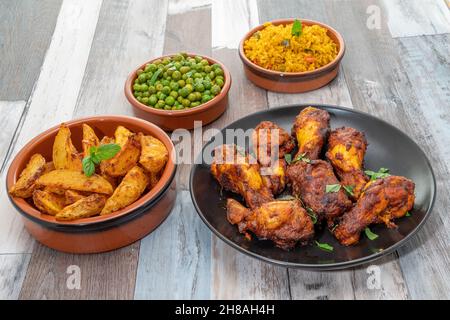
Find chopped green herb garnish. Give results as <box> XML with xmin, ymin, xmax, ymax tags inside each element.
<box><xmin>365</xmin><ymin>227</ymin><xmax>379</xmax><ymax>241</ymax></box>
<box><xmin>149</xmin><ymin>68</ymin><xmax>163</xmax><ymax>85</ymax></box>
<box><xmin>82</xmin><ymin>143</ymin><xmax>121</xmax><ymax>177</ymax></box>
<box><xmin>306</xmin><ymin>207</ymin><xmax>318</xmax><ymax>224</ymax></box>
<box><xmin>284</xmin><ymin>153</ymin><xmax>292</xmax><ymax>165</ymax></box>
<box><xmin>315</xmin><ymin>241</ymin><xmax>333</xmax><ymax>252</ymax></box>
<box><xmin>365</xmin><ymin>167</ymin><xmax>391</xmax><ymax>180</ymax></box>
<box><xmin>326</xmin><ymin>184</ymin><xmax>341</xmax><ymax>193</ymax></box>
<box><xmin>292</xmin><ymin>152</ymin><xmax>311</xmax><ymax>164</ymax></box>
<box><xmin>291</xmin><ymin>19</ymin><xmax>302</xmax><ymax>37</ymax></box>
<box><xmin>343</xmin><ymin>185</ymin><xmax>355</xmax><ymax>197</ymax></box>
<box><xmin>405</xmin><ymin>211</ymin><xmax>411</xmax><ymax>217</ymax></box>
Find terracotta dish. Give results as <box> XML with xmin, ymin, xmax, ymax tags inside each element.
<box><xmin>239</xmin><ymin>19</ymin><xmax>345</xmax><ymax>93</ymax></box>
<box><xmin>6</xmin><ymin>115</ymin><xmax>177</xmax><ymax>253</ymax></box>
<box><xmin>125</xmin><ymin>53</ymin><xmax>231</xmax><ymax>131</ymax></box>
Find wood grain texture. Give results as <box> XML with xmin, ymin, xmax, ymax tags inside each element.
<box><xmin>0</xmin><ymin>0</ymin><xmax>62</xmax><ymax>101</ymax></box>
<box><xmin>209</xmin><ymin>0</ymin><xmax>290</xmax><ymax>299</ymax></box>
<box><xmin>0</xmin><ymin>101</ymin><xmax>25</xmax><ymax>172</ymax></box>
<box><xmin>382</xmin><ymin>0</ymin><xmax>450</xmax><ymax>38</ymax></box>
<box><xmin>19</xmin><ymin>243</ymin><xmax>139</xmax><ymax>299</ymax></box>
<box><xmin>74</xmin><ymin>0</ymin><xmax>168</xmax><ymax>117</ymax></box>
<box><xmin>322</xmin><ymin>0</ymin><xmax>450</xmax><ymax>299</ymax></box>
<box><xmin>258</xmin><ymin>0</ymin><xmax>409</xmax><ymax>300</ymax></box>
<box><xmin>20</xmin><ymin>0</ymin><xmax>169</xmax><ymax>300</ymax></box>
<box><xmin>135</xmin><ymin>191</ymin><xmax>211</xmax><ymax>299</ymax></box>
<box><xmin>161</xmin><ymin>5</ymin><xmax>212</xmax><ymax>190</ymax></box>
<box><xmin>0</xmin><ymin>254</ymin><xmax>30</xmax><ymax>300</ymax></box>
<box><xmin>0</xmin><ymin>0</ymin><xmax>102</xmax><ymax>255</ymax></box>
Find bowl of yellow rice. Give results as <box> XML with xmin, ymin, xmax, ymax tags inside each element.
<box><xmin>239</xmin><ymin>19</ymin><xmax>345</xmax><ymax>93</ymax></box>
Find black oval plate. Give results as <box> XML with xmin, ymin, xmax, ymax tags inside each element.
<box><xmin>189</xmin><ymin>104</ymin><xmax>436</xmax><ymax>270</ymax></box>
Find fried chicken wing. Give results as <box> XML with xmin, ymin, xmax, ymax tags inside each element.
<box><xmin>292</xmin><ymin>106</ymin><xmax>330</xmax><ymax>160</ymax></box>
<box><xmin>326</xmin><ymin>127</ymin><xmax>368</xmax><ymax>200</ymax></box>
<box><xmin>252</xmin><ymin>121</ymin><xmax>295</xmax><ymax>166</ymax></box>
<box><xmin>286</xmin><ymin>160</ymin><xmax>352</xmax><ymax>225</ymax></box>
<box><xmin>334</xmin><ymin>175</ymin><xmax>415</xmax><ymax>246</ymax></box>
<box><xmin>211</xmin><ymin>144</ymin><xmax>274</xmax><ymax>209</ymax></box>
<box><xmin>227</xmin><ymin>198</ymin><xmax>315</xmax><ymax>250</ymax></box>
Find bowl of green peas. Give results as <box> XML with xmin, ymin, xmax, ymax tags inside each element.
<box><xmin>125</xmin><ymin>52</ymin><xmax>231</xmax><ymax>131</ymax></box>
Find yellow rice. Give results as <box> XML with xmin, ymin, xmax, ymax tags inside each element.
<box><xmin>244</xmin><ymin>22</ymin><xmax>338</xmax><ymax>72</ymax></box>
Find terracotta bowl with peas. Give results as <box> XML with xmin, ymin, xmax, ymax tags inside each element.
<box><xmin>125</xmin><ymin>53</ymin><xmax>231</xmax><ymax>131</ymax></box>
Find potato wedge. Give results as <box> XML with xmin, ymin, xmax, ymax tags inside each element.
<box><xmin>82</xmin><ymin>124</ymin><xmax>99</xmax><ymax>157</ymax></box>
<box><xmin>53</xmin><ymin>124</ymin><xmax>82</xmax><ymax>171</ymax></box>
<box><xmin>36</xmin><ymin>170</ymin><xmax>114</xmax><ymax>195</ymax></box>
<box><xmin>114</xmin><ymin>125</ymin><xmax>134</xmax><ymax>147</ymax></box>
<box><xmin>138</xmin><ymin>134</ymin><xmax>168</xmax><ymax>174</ymax></box>
<box><xmin>65</xmin><ymin>190</ymin><xmax>87</xmax><ymax>205</ymax></box>
<box><xmin>9</xmin><ymin>154</ymin><xmax>47</xmax><ymax>198</ymax></box>
<box><xmin>43</xmin><ymin>186</ymin><xmax>66</xmax><ymax>195</ymax></box>
<box><xmin>100</xmin><ymin>136</ymin><xmax>115</xmax><ymax>145</ymax></box>
<box><xmin>101</xmin><ymin>166</ymin><xmax>149</xmax><ymax>215</ymax></box>
<box><xmin>56</xmin><ymin>194</ymin><xmax>106</xmax><ymax>221</ymax></box>
<box><xmin>33</xmin><ymin>189</ymin><xmax>66</xmax><ymax>215</ymax></box>
<box><xmin>148</xmin><ymin>172</ymin><xmax>160</xmax><ymax>190</ymax></box>
<box><xmin>44</xmin><ymin>161</ymin><xmax>55</xmax><ymax>173</ymax></box>
<box><xmin>100</xmin><ymin>134</ymin><xmax>140</xmax><ymax>177</ymax></box>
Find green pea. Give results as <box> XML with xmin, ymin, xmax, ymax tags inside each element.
<box><xmin>211</xmin><ymin>84</ymin><xmax>221</xmax><ymax>96</ymax></box>
<box><xmin>157</xmin><ymin>92</ymin><xmax>167</xmax><ymax>100</ymax></box>
<box><xmin>155</xmin><ymin>83</ymin><xmax>164</xmax><ymax>91</ymax></box>
<box><xmin>177</xmin><ymin>96</ymin><xmax>184</xmax><ymax>103</ymax></box>
<box><xmin>182</xmin><ymin>74</ymin><xmax>188</xmax><ymax>80</ymax></box>
<box><xmin>182</xmin><ymin>99</ymin><xmax>191</xmax><ymax>108</ymax></box>
<box><xmin>162</xmin><ymin>58</ymin><xmax>171</xmax><ymax>65</ymax></box>
<box><xmin>215</xmin><ymin>68</ymin><xmax>224</xmax><ymax>77</ymax></box>
<box><xmin>170</xmin><ymin>91</ymin><xmax>178</xmax><ymax>99</ymax></box>
<box><xmin>194</xmin><ymin>72</ymin><xmax>202</xmax><ymax>79</ymax></box>
<box><xmin>133</xmin><ymin>84</ymin><xmax>140</xmax><ymax>91</ymax></box>
<box><xmin>134</xmin><ymin>79</ymin><xmax>139</xmax><ymax>85</ymax></box>
<box><xmin>149</xmin><ymin>96</ymin><xmax>158</xmax><ymax>106</ymax></box>
<box><xmin>175</xmin><ymin>104</ymin><xmax>184</xmax><ymax>110</ymax></box>
<box><xmin>195</xmin><ymin>56</ymin><xmax>203</xmax><ymax>63</ymax></box>
<box><xmin>209</xmin><ymin>71</ymin><xmax>216</xmax><ymax>79</ymax></box>
<box><xmin>215</xmin><ymin>78</ymin><xmax>224</xmax><ymax>88</ymax></box>
<box><xmin>148</xmin><ymin>85</ymin><xmax>156</xmax><ymax>94</ymax></box>
<box><xmin>177</xmin><ymin>79</ymin><xmax>185</xmax><ymax>87</ymax></box>
<box><xmin>204</xmin><ymin>65</ymin><xmax>212</xmax><ymax>73</ymax></box>
<box><xmin>212</xmin><ymin>63</ymin><xmax>221</xmax><ymax>70</ymax></box>
<box><xmin>161</xmin><ymin>80</ymin><xmax>170</xmax><ymax>87</ymax></box>
<box><xmin>180</xmin><ymin>66</ymin><xmax>190</xmax><ymax>74</ymax></box>
<box><xmin>203</xmin><ymin>80</ymin><xmax>212</xmax><ymax>90</ymax></box>
<box><xmin>185</xmin><ymin>78</ymin><xmax>194</xmax><ymax>84</ymax></box>
<box><xmin>138</xmin><ymin>74</ymin><xmax>147</xmax><ymax>83</ymax></box>
<box><xmin>174</xmin><ymin>54</ymin><xmax>183</xmax><ymax>62</ymax></box>
<box><xmin>185</xmin><ymin>84</ymin><xmax>193</xmax><ymax>93</ymax></box>
<box><xmin>195</xmin><ymin>92</ymin><xmax>202</xmax><ymax>101</ymax></box>
<box><xmin>172</xmin><ymin>70</ymin><xmax>181</xmax><ymax>80</ymax></box>
<box><xmin>195</xmin><ymin>83</ymin><xmax>205</xmax><ymax>92</ymax></box>
<box><xmin>195</xmin><ymin>64</ymin><xmax>203</xmax><ymax>72</ymax></box>
<box><xmin>200</xmin><ymin>59</ymin><xmax>209</xmax><ymax>66</ymax></box>
<box><xmin>179</xmin><ymin>87</ymin><xmax>189</xmax><ymax>98</ymax></box>
<box><xmin>134</xmin><ymin>91</ymin><xmax>142</xmax><ymax>98</ymax></box>
<box><xmin>156</xmin><ymin>100</ymin><xmax>165</xmax><ymax>109</ymax></box>
<box><xmin>153</xmin><ymin>59</ymin><xmax>162</xmax><ymax>65</ymax></box>
<box><xmin>164</xmin><ymin>105</ymin><xmax>172</xmax><ymax>110</ymax></box>
<box><xmin>137</xmin><ymin>69</ymin><xmax>144</xmax><ymax>75</ymax></box>
<box><xmin>215</xmin><ymin>75</ymin><xmax>224</xmax><ymax>82</ymax></box>
<box><xmin>188</xmin><ymin>93</ymin><xmax>197</xmax><ymax>102</ymax></box>
<box><xmin>140</xmin><ymin>84</ymin><xmax>149</xmax><ymax>92</ymax></box>
<box><xmin>167</xmin><ymin>68</ymin><xmax>174</xmax><ymax>76</ymax></box>
<box><xmin>149</xmin><ymin>64</ymin><xmax>157</xmax><ymax>72</ymax></box>
<box><xmin>162</xmin><ymin>86</ymin><xmax>171</xmax><ymax>95</ymax></box>
<box><xmin>191</xmin><ymin>101</ymin><xmax>201</xmax><ymax>108</ymax></box>
<box><xmin>204</xmin><ymin>90</ymin><xmax>211</xmax><ymax>96</ymax></box>
<box><xmin>136</xmin><ymin>96</ymin><xmax>142</xmax><ymax>102</ymax></box>
<box><xmin>170</xmin><ymin>82</ymin><xmax>179</xmax><ymax>91</ymax></box>
<box><xmin>141</xmin><ymin>97</ymin><xmax>149</xmax><ymax>105</ymax></box>
<box><xmin>142</xmin><ymin>91</ymin><xmax>150</xmax><ymax>97</ymax></box>
<box><xmin>165</xmin><ymin>96</ymin><xmax>175</xmax><ymax>106</ymax></box>
<box><xmin>201</xmin><ymin>95</ymin><xmax>212</xmax><ymax>103</ymax></box>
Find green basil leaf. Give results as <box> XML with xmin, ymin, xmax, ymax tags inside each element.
<box><xmin>95</xmin><ymin>143</ymin><xmax>121</xmax><ymax>161</ymax></box>
<box><xmin>365</xmin><ymin>167</ymin><xmax>391</xmax><ymax>180</ymax></box>
<box><xmin>326</xmin><ymin>184</ymin><xmax>341</xmax><ymax>193</ymax></box>
<box><xmin>343</xmin><ymin>185</ymin><xmax>355</xmax><ymax>197</ymax></box>
<box><xmin>90</xmin><ymin>154</ymin><xmax>101</xmax><ymax>165</ymax></box>
<box><xmin>291</xmin><ymin>19</ymin><xmax>302</xmax><ymax>37</ymax></box>
<box><xmin>82</xmin><ymin>156</ymin><xmax>95</xmax><ymax>177</ymax></box>
<box><xmin>284</xmin><ymin>153</ymin><xmax>292</xmax><ymax>165</ymax></box>
<box><xmin>315</xmin><ymin>241</ymin><xmax>333</xmax><ymax>252</ymax></box>
<box><xmin>365</xmin><ymin>227</ymin><xmax>379</xmax><ymax>240</ymax></box>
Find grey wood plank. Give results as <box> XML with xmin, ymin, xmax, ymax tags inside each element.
<box><xmin>19</xmin><ymin>243</ymin><xmax>139</xmax><ymax>299</ymax></box>
<box><xmin>0</xmin><ymin>101</ymin><xmax>25</xmax><ymax>172</ymax></box>
<box><xmin>135</xmin><ymin>191</ymin><xmax>211</xmax><ymax>299</ymax></box>
<box><xmin>0</xmin><ymin>254</ymin><xmax>30</xmax><ymax>300</ymax></box>
<box><xmin>0</xmin><ymin>0</ymin><xmax>103</xmax><ymax>255</ymax></box>
<box><xmin>20</xmin><ymin>0</ymin><xmax>167</xmax><ymax>300</ymax></box>
<box><xmin>74</xmin><ymin>0</ymin><xmax>168</xmax><ymax>117</ymax></box>
<box><xmin>322</xmin><ymin>0</ymin><xmax>450</xmax><ymax>299</ymax></box>
<box><xmin>209</xmin><ymin>1</ymin><xmax>290</xmax><ymax>300</ymax></box>
<box><xmin>0</xmin><ymin>0</ymin><xmax>62</xmax><ymax>101</ymax></box>
<box><xmin>382</xmin><ymin>0</ymin><xmax>450</xmax><ymax>38</ymax></box>
<box><xmin>258</xmin><ymin>0</ymin><xmax>409</xmax><ymax>300</ymax></box>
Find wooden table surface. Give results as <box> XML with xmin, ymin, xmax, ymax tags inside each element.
<box><xmin>1</xmin><ymin>0</ymin><xmax>449</xmax><ymax>300</ymax></box>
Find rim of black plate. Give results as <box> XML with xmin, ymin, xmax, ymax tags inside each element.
<box><xmin>189</xmin><ymin>103</ymin><xmax>437</xmax><ymax>270</ymax></box>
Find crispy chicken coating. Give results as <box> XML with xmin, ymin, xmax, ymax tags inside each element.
<box><xmin>227</xmin><ymin>198</ymin><xmax>315</xmax><ymax>250</ymax></box>
<box><xmin>286</xmin><ymin>160</ymin><xmax>352</xmax><ymax>225</ymax></box>
<box><xmin>326</xmin><ymin>127</ymin><xmax>368</xmax><ymax>200</ymax></box>
<box><xmin>261</xmin><ymin>159</ymin><xmax>287</xmax><ymax>195</ymax></box>
<box><xmin>211</xmin><ymin>145</ymin><xmax>274</xmax><ymax>209</ymax></box>
<box><xmin>334</xmin><ymin>175</ymin><xmax>415</xmax><ymax>246</ymax></box>
<box><xmin>292</xmin><ymin>107</ymin><xmax>330</xmax><ymax>160</ymax></box>
<box><xmin>252</xmin><ymin>121</ymin><xmax>295</xmax><ymax>166</ymax></box>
